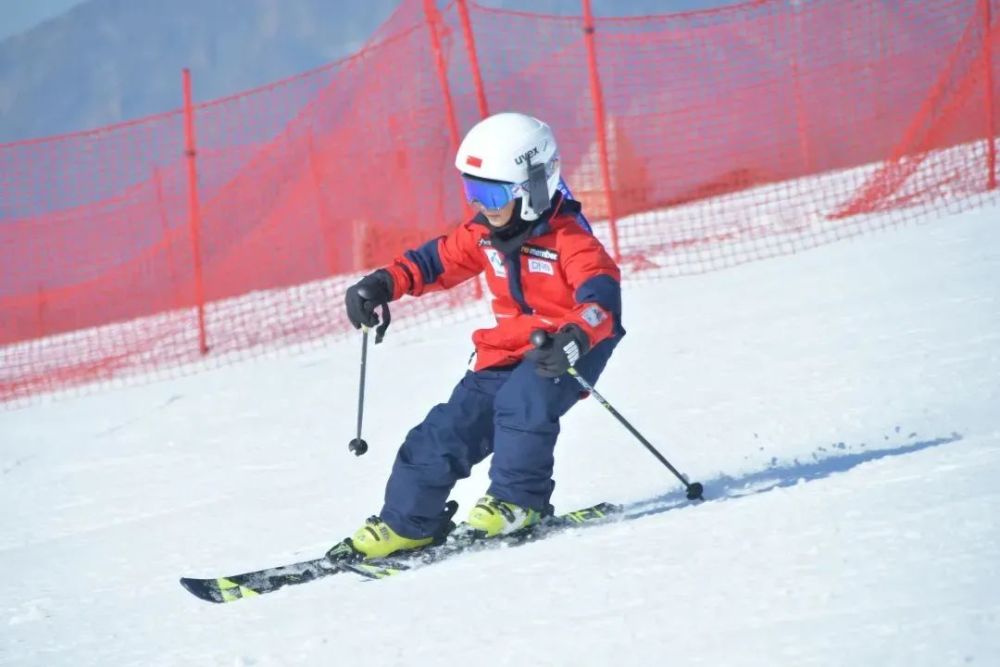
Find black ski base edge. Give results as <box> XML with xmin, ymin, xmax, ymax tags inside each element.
<box><xmin>179</xmin><ymin>556</ymin><xmax>344</xmax><ymax>603</ymax></box>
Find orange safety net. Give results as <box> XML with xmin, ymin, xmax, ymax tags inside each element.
<box><xmin>1</xmin><ymin>0</ymin><xmax>997</xmax><ymax>406</ymax></box>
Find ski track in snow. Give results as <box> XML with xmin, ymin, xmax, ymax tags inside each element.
<box><xmin>2</xmin><ymin>204</ymin><xmax>1000</xmax><ymax>666</ymax></box>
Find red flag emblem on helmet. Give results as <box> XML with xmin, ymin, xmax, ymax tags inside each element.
<box><xmin>465</xmin><ymin>155</ymin><xmax>483</xmax><ymax>168</ymax></box>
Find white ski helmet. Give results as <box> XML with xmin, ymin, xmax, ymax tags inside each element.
<box><xmin>455</xmin><ymin>112</ymin><xmax>561</xmax><ymax>221</ymax></box>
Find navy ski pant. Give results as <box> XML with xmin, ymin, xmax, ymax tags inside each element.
<box><xmin>380</xmin><ymin>338</ymin><xmax>618</xmax><ymax>539</ymax></box>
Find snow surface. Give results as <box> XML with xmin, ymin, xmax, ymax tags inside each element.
<box><xmin>2</xmin><ymin>203</ymin><xmax>999</xmax><ymax>666</ymax></box>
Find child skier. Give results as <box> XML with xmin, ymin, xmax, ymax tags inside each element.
<box><xmin>334</xmin><ymin>112</ymin><xmax>625</xmax><ymax>559</ymax></box>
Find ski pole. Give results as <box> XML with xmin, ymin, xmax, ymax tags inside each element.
<box><xmin>530</xmin><ymin>330</ymin><xmax>704</xmax><ymax>500</ymax></box>
<box><xmin>348</xmin><ymin>326</ymin><xmax>370</xmax><ymax>456</ymax></box>
<box><xmin>347</xmin><ymin>298</ymin><xmax>390</xmax><ymax>457</ymax></box>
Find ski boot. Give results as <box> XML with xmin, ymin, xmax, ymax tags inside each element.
<box><xmin>466</xmin><ymin>495</ymin><xmax>543</xmax><ymax>537</ymax></box>
<box><xmin>327</xmin><ymin>501</ymin><xmax>458</xmax><ymax>562</ymax></box>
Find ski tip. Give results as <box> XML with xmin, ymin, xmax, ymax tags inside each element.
<box><xmin>179</xmin><ymin>577</ymin><xmax>224</xmax><ymax>603</ymax></box>
<box><xmin>179</xmin><ymin>576</ymin><xmax>260</xmax><ymax>604</ymax></box>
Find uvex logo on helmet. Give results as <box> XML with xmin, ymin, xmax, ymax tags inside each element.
<box><xmin>514</xmin><ymin>147</ymin><xmax>539</xmax><ymax>166</ymax></box>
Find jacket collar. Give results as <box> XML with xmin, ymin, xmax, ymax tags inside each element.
<box><xmin>474</xmin><ymin>192</ymin><xmax>569</xmax><ymax>258</ymax></box>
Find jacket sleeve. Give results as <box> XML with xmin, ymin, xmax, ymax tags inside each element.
<box><xmin>382</xmin><ymin>223</ymin><xmax>484</xmax><ymax>300</ymax></box>
<box><xmin>558</xmin><ymin>226</ymin><xmax>623</xmax><ymax>348</ymax></box>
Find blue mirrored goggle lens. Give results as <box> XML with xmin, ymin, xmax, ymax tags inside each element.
<box><xmin>461</xmin><ymin>176</ymin><xmax>517</xmax><ymax>210</ymax></box>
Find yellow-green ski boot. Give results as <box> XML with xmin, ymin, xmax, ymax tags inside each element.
<box><xmin>466</xmin><ymin>495</ymin><xmax>542</xmax><ymax>537</ymax></box>
<box><xmin>326</xmin><ymin>501</ymin><xmax>459</xmax><ymax>562</ymax></box>
<box><xmin>343</xmin><ymin>516</ymin><xmax>433</xmax><ymax>560</ymax></box>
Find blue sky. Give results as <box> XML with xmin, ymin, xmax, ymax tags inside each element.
<box><xmin>0</xmin><ymin>0</ymin><xmax>84</xmax><ymax>40</ymax></box>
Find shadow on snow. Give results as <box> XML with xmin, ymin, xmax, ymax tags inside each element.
<box><xmin>623</xmin><ymin>432</ymin><xmax>963</xmax><ymax>520</ymax></box>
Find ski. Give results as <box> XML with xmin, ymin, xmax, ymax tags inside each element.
<box><xmin>179</xmin><ymin>555</ymin><xmax>348</xmax><ymax>603</ymax></box>
<box><xmin>180</xmin><ymin>501</ymin><xmax>461</xmax><ymax>603</ymax></box>
<box><xmin>339</xmin><ymin>501</ymin><xmax>622</xmax><ymax>580</ymax></box>
<box><xmin>179</xmin><ymin>501</ymin><xmax>621</xmax><ymax>602</ymax></box>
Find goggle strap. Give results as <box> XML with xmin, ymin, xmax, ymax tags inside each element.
<box><xmin>526</xmin><ymin>156</ymin><xmax>550</xmax><ymax>213</ymax></box>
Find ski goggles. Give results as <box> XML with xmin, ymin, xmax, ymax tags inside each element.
<box><xmin>461</xmin><ymin>175</ymin><xmax>524</xmax><ymax>210</ymax></box>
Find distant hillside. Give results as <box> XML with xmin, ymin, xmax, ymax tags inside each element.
<box><xmin>0</xmin><ymin>0</ymin><xmax>400</xmax><ymax>143</ymax></box>
<box><xmin>0</xmin><ymin>0</ymin><xmax>745</xmax><ymax>144</ymax></box>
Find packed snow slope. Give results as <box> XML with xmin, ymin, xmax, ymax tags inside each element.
<box><xmin>2</xmin><ymin>204</ymin><xmax>999</xmax><ymax>666</ymax></box>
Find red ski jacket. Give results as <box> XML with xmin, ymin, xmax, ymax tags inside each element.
<box><xmin>382</xmin><ymin>195</ymin><xmax>623</xmax><ymax>371</ymax></box>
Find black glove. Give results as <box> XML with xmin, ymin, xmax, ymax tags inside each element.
<box><xmin>345</xmin><ymin>270</ymin><xmax>393</xmax><ymax>330</ymax></box>
<box><xmin>526</xmin><ymin>325</ymin><xmax>591</xmax><ymax>378</ymax></box>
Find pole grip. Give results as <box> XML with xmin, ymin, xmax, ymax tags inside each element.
<box><xmin>530</xmin><ymin>328</ymin><xmax>552</xmax><ymax>350</ymax></box>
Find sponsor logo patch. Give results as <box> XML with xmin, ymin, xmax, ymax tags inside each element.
<box><xmin>521</xmin><ymin>244</ymin><xmax>558</xmax><ymax>261</ymax></box>
<box><xmin>484</xmin><ymin>248</ymin><xmax>506</xmax><ymax>277</ymax></box>
<box><xmin>581</xmin><ymin>305</ymin><xmax>607</xmax><ymax>328</ymax></box>
<box><xmin>527</xmin><ymin>258</ymin><xmax>554</xmax><ymax>275</ymax></box>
